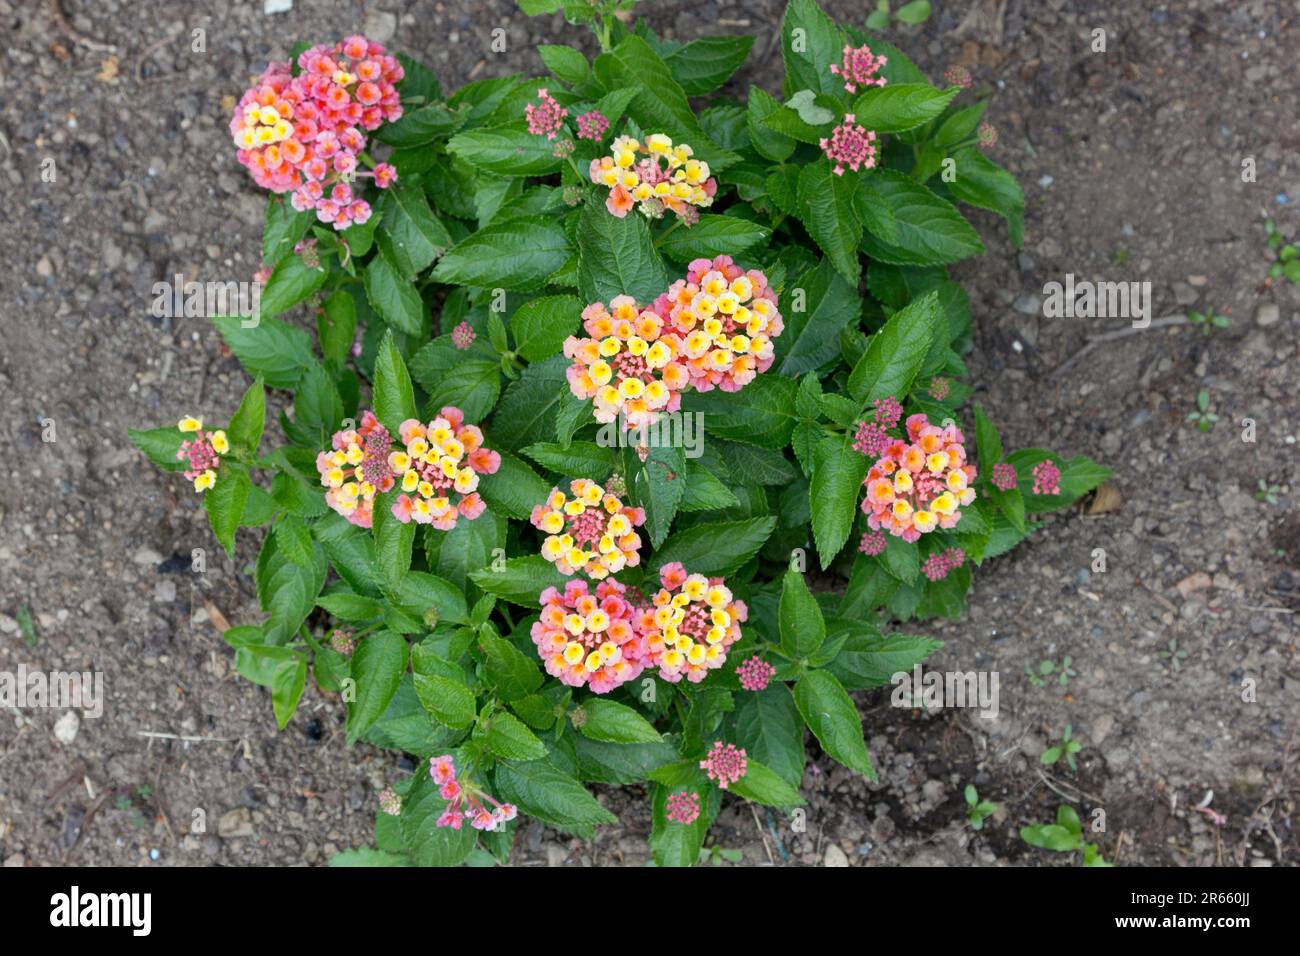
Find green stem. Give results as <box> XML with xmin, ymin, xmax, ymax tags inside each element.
<box><xmin>654</xmin><ymin>218</ymin><xmax>683</xmax><ymax>249</ymax></box>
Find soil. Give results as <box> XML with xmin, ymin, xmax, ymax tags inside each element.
<box><xmin>1</xmin><ymin>0</ymin><xmax>1296</xmax><ymax>868</ymax></box>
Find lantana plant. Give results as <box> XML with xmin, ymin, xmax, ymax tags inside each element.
<box><xmin>129</xmin><ymin>0</ymin><xmax>1108</xmax><ymax>867</ymax></box>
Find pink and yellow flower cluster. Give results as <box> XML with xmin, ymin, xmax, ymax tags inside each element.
<box><xmin>861</xmin><ymin>413</ymin><xmax>977</xmax><ymax>542</ymax></box>
<box><xmin>564</xmin><ymin>296</ymin><xmax>690</xmax><ymax>429</ymax></box>
<box><xmin>635</xmin><ymin>563</ymin><xmax>747</xmax><ymax>685</ymax></box>
<box><xmin>230</xmin><ymin>36</ymin><xmax>402</xmax><ymax>229</ymax></box>
<box><xmin>430</xmin><ymin>754</ymin><xmax>517</xmax><ymax>832</ymax></box>
<box><xmin>315</xmin><ymin>407</ymin><xmax>499</xmax><ymax>530</ymax></box>
<box><xmin>530</xmin><ymin>478</ymin><xmax>646</xmax><ymax>579</ymax></box>
<box><xmin>589</xmin><ymin>133</ymin><xmax>717</xmax><ymax>221</ymax></box>
<box><xmin>563</xmin><ymin>256</ymin><xmax>784</xmax><ymax>429</ymax></box>
<box><xmin>652</xmin><ymin>255</ymin><xmax>784</xmax><ymax>393</ymax></box>
<box><xmin>177</xmin><ymin>416</ymin><xmax>228</xmax><ymax>492</ymax></box>
<box><xmin>531</xmin><ymin>578</ymin><xmax>649</xmax><ymax>692</ymax></box>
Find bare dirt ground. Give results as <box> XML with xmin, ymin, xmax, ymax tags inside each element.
<box><xmin>1</xmin><ymin>0</ymin><xmax>1296</xmax><ymax>867</ymax></box>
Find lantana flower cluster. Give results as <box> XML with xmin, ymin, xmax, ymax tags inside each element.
<box><xmin>430</xmin><ymin>755</ymin><xmax>517</xmax><ymax>832</ymax></box>
<box><xmin>530</xmin><ymin>478</ymin><xmax>646</xmax><ymax>579</ymax></box>
<box><xmin>176</xmin><ymin>416</ymin><xmax>228</xmax><ymax>492</ymax></box>
<box><xmin>922</xmin><ymin>547</ymin><xmax>966</xmax><ymax>582</ymax></box>
<box><xmin>821</xmin><ymin>113</ymin><xmax>878</xmax><ymax>176</ymax></box>
<box><xmin>230</xmin><ymin>36</ymin><xmax>402</xmax><ymax>229</ymax></box>
<box><xmin>635</xmin><ymin>563</ymin><xmax>748</xmax><ymax>685</ymax></box>
<box><xmin>531</xmin><ymin>578</ymin><xmax>648</xmax><ymax>692</ymax></box>
<box><xmin>564</xmin><ymin>295</ymin><xmax>690</xmax><ymax>429</ymax></box>
<box><xmin>389</xmin><ymin>409</ymin><xmax>500</xmax><ymax>529</ymax></box>
<box><xmin>589</xmin><ymin>133</ymin><xmax>717</xmax><ymax>221</ymax></box>
<box><xmin>652</xmin><ymin>255</ymin><xmax>784</xmax><ymax>393</ymax></box>
<box><xmin>861</xmin><ymin>413</ymin><xmax>977</xmax><ymax>542</ymax></box>
<box><xmin>315</xmin><ymin>407</ymin><xmax>498</xmax><ymax>530</ymax></box>
<box><xmin>829</xmin><ymin>43</ymin><xmax>888</xmax><ymax>93</ymax></box>
<box><xmin>564</xmin><ymin>256</ymin><xmax>784</xmax><ymax>429</ymax></box>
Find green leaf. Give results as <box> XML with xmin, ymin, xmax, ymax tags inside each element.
<box><xmin>778</xmin><ymin>257</ymin><xmax>860</xmax><ymax>375</ymax></box>
<box><xmin>365</xmin><ymin>247</ymin><xmax>425</xmax><ymax>335</ymax></box>
<box><xmin>781</xmin><ymin>0</ymin><xmax>844</xmax><ymax>98</ymax></box>
<box><xmin>431</xmin><ymin>507</ymin><xmax>505</xmax><ymax>592</ymax></box>
<box><xmin>372</xmin><ymin>331</ymin><xmax>418</xmax><ymax>435</ymax></box>
<box><xmin>880</xmin><ymin>533</ymin><xmax>919</xmax><ymax>584</ymax></box>
<box><xmin>732</xmin><ymin>684</ymin><xmax>805</xmax><ymax>787</ymax></box>
<box><xmin>481</xmin><ymin>632</ymin><xmax>544</xmax><ymax>701</ymax></box>
<box><xmin>128</xmin><ymin>426</ymin><xmax>185</xmax><ymax>472</ymax></box>
<box><xmin>263</xmin><ymin>197</ymin><xmax>314</xmax><ymax>267</ymax></box>
<box><xmin>270</xmin><ymin>653</ymin><xmax>308</xmax><ymax>729</ymax></box>
<box><xmin>347</xmin><ymin>631</ymin><xmax>408</xmax><ymax>745</ymax></box>
<box><xmin>373</xmin><ymin>491</ymin><xmax>416</xmax><ymax>594</ymax></box>
<box><xmin>259</xmin><ymin>252</ymin><xmax>328</xmax><ymax>322</ymax></box>
<box><xmin>578</xmin><ymin>699</ymin><xmax>663</xmax><ymax>744</ymax></box>
<box><xmin>664</xmin><ymin>35</ymin><xmax>754</xmax><ymax>95</ymax></box>
<box><xmin>432</xmin><ymin>215</ymin><xmax>571</xmax><ymax>291</ymax></box>
<box><xmin>851</xmin><ymin>83</ymin><xmax>957</xmax><ymax>133</ymax></box>
<box><xmin>494</xmin><ymin>759</ymin><xmax>618</xmax><ymax>837</ymax></box>
<box><xmin>809</xmin><ymin>434</ymin><xmax>868</xmax><ymax>570</ymax></box>
<box><xmin>895</xmin><ymin>0</ymin><xmax>932</xmax><ymax>24</ymax></box>
<box><xmin>858</xmin><ymin>170</ymin><xmax>983</xmax><ymax>266</ymax></box>
<box><xmin>657</xmin><ymin>214</ymin><xmax>771</xmax><ymax>263</ymax></box>
<box><xmin>490</xmin><ymin>355</ymin><xmax>570</xmax><ymax>451</ymax></box>
<box><xmin>539</xmin><ymin>44</ymin><xmax>589</xmax><ymax>85</ymax></box>
<box><xmin>846</xmin><ymin>289</ymin><xmax>941</xmax><ymax>404</ymax></box>
<box><xmin>728</xmin><ymin>758</ymin><xmax>804</xmax><ymax>810</ymax></box>
<box><xmin>973</xmin><ymin>405</ymin><xmax>1003</xmax><ymax>466</ymax></box>
<box><xmin>390</xmin><ymin>570</ymin><xmax>470</xmax><ymax>626</ymax></box>
<box><xmin>374</xmin><ymin>102</ymin><xmax>465</xmax><ymax>148</ymax></box>
<box><xmin>593</xmin><ymin>36</ymin><xmax>738</xmax><ymax>170</ymax></box>
<box><xmin>794</xmin><ymin>669</ymin><xmax>875</xmax><ymax>779</ymax></box>
<box><xmin>511</xmin><ymin>294</ymin><xmax>582</xmax><ymax>362</ymax></box>
<box><xmin>796</xmin><ymin>159</ymin><xmax>862</xmax><ymax>283</ymax></box>
<box><xmin>293</xmin><ymin>360</ymin><xmax>344</xmax><ymax>438</ymax></box>
<box><xmin>469</xmin><ymin>555</ymin><xmax>570</xmax><ymax>607</ymax></box>
<box><xmin>746</xmin><ymin>85</ymin><xmax>796</xmax><ymax>162</ymax></box>
<box><xmin>682</xmin><ymin>374</ymin><xmax>797</xmax><ymax>448</ymax></box>
<box><xmin>573</xmin><ymin>736</ymin><xmax>678</xmax><ymax>785</ymax></box>
<box><xmin>522</xmin><ymin>441</ymin><xmax>617</xmax><ymax>480</ymax></box>
<box><xmin>205</xmin><ymin>467</ymin><xmax>251</xmax><ymax>558</ymax></box>
<box><xmin>318</xmin><ymin>290</ymin><xmax>357</xmax><ymax>370</ymax></box>
<box><xmin>478</xmin><ymin>448</ymin><xmax>551</xmax><ymax>519</ymax></box>
<box><xmin>313</xmin><ymin>511</ymin><xmax>381</xmax><ymax>595</ymax></box>
<box><xmin>448</xmin><ymin>125</ymin><xmax>564</xmax><ymax>177</ymax></box>
<box><xmin>477</xmin><ymin>710</ymin><xmax>548</xmax><ymax>761</ymax></box>
<box><xmin>409</xmin><ymin>338</ymin><xmax>501</xmax><ymax>422</ymax></box>
<box><xmin>947</xmin><ymin>147</ymin><xmax>1025</xmax><ymax>246</ymax></box>
<box><xmin>779</xmin><ymin>567</ymin><xmax>826</xmax><ymax>659</ymax></box>
<box><xmin>649</xmin><ymin>516</ymin><xmax>777</xmax><ymax>577</ymax></box>
<box><xmin>826</xmin><ymin>627</ymin><xmax>942</xmax><ymax>690</ymax></box>
<box><xmin>631</xmin><ymin>444</ymin><xmax>685</xmax><ymax>549</ymax></box>
<box><xmin>678</xmin><ymin>459</ymin><xmax>741</xmax><ymax>512</ymax></box>
<box><xmin>412</xmin><ymin>672</ymin><xmax>476</xmax><ymax>728</ymax></box>
<box><xmin>576</xmin><ymin>197</ymin><xmax>669</xmax><ymax>304</ymax></box>
<box><xmin>256</xmin><ymin>531</ymin><xmax>329</xmax><ymax>644</ymax></box>
<box><xmin>212</xmin><ymin>316</ymin><xmax>312</xmax><ymax>390</ymax></box>
<box><xmin>273</xmin><ymin>514</ymin><xmax>314</xmax><ymax>568</ymax></box>
<box><xmin>375</xmin><ymin>180</ymin><xmax>452</xmax><ymax>277</ymax></box>
<box><xmin>226</xmin><ymin>377</ymin><xmax>265</xmax><ymax>453</ymax></box>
